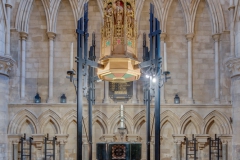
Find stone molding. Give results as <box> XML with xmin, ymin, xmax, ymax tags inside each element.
<box><xmin>0</xmin><ymin>55</ymin><xmax>15</xmax><ymax>77</ymax></box>
<box><xmin>225</xmin><ymin>57</ymin><xmax>240</xmax><ymax>78</ymax></box>
<box><xmin>56</xmin><ymin>134</ymin><xmax>69</xmax><ymax>145</ymax></box>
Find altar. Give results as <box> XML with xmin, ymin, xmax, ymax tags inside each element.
<box><xmin>96</xmin><ymin>142</ymin><xmax>142</xmax><ymax>160</ymax></box>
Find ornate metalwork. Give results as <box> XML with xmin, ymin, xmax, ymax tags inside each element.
<box><xmin>112</xmin><ymin>144</ymin><xmax>126</xmax><ymax>159</ymax></box>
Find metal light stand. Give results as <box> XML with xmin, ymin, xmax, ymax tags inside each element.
<box><xmin>66</xmin><ymin>3</ymin><xmax>103</xmax><ymax>160</ymax></box>
<box><xmin>139</xmin><ymin>4</ymin><xmax>170</xmax><ymax>160</ymax></box>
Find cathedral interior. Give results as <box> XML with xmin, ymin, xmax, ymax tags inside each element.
<box><xmin>0</xmin><ymin>0</ymin><xmax>240</xmax><ymax>159</ymax></box>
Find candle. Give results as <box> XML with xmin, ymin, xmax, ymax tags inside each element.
<box><xmin>120</xmin><ymin>105</ymin><xmax>124</xmax><ymax>127</ymax></box>
<box><xmin>70</xmin><ymin>42</ymin><xmax>73</xmax><ymax>70</ymax></box>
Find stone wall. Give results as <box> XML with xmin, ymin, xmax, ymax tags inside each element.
<box><xmin>7</xmin><ymin>104</ymin><xmax>232</xmax><ymax>160</ymax></box>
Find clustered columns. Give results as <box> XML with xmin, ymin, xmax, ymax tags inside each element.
<box><xmin>172</xmin><ymin>134</ymin><xmax>185</xmax><ymax>160</ymax></box>
<box><xmin>212</xmin><ymin>34</ymin><xmax>221</xmax><ymax>104</ymax></box>
<box><xmin>186</xmin><ymin>33</ymin><xmax>194</xmax><ymax>104</ymax></box>
<box><xmin>160</xmin><ymin>33</ymin><xmax>167</xmax><ymax>104</ymax></box>
<box><xmin>47</xmin><ymin>32</ymin><xmax>56</xmax><ymax>103</ymax></box>
<box><xmin>5</xmin><ymin>1</ymin><xmax>12</xmax><ymax>57</ymax></box>
<box><xmin>20</xmin><ymin>32</ymin><xmax>28</xmax><ymax>102</ymax></box>
<box><xmin>226</xmin><ymin>57</ymin><xmax>240</xmax><ymax>159</ymax></box>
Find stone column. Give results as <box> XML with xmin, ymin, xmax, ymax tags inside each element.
<box><xmin>32</xmin><ymin>134</ymin><xmax>45</xmax><ymax>160</ymax></box>
<box><xmin>195</xmin><ymin>134</ymin><xmax>209</xmax><ymax>160</ymax></box>
<box><xmin>186</xmin><ymin>34</ymin><xmax>194</xmax><ymax>104</ymax></box>
<box><xmin>82</xmin><ymin>135</ymin><xmax>89</xmax><ymax>160</ymax></box>
<box><xmin>160</xmin><ymin>33</ymin><xmax>167</xmax><ymax>104</ymax></box>
<box><xmin>132</xmin><ymin>81</ymin><xmax>139</xmax><ymax>104</ymax></box>
<box><xmin>228</xmin><ymin>2</ymin><xmax>235</xmax><ymax>56</ymax></box>
<box><xmin>20</xmin><ymin>32</ymin><xmax>28</xmax><ymax>102</ymax></box>
<box><xmin>56</xmin><ymin>134</ymin><xmax>68</xmax><ymax>160</ymax></box>
<box><xmin>47</xmin><ymin>32</ymin><xmax>56</xmax><ymax>103</ymax></box>
<box><xmin>102</xmin><ymin>81</ymin><xmax>110</xmax><ymax>103</ymax></box>
<box><xmin>213</xmin><ymin>34</ymin><xmax>221</xmax><ymax>104</ymax></box>
<box><xmin>219</xmin><ymin>134</ymin><xmax>232</xmax><ymax>160</ymax></box>
<box><xmin>5</xmin><ymin>1</ymin><xmax>12</xmax><ymax>57</ymax></box>
<box><xmin>8</xmin><ymin>134</ymin><xmax>22</xmax><ymax>160</ymax></box>
<box><xmin>226</xmin><ymin>58</ymin><xmax>240</xmax><ymax>159</ymax></box>
<box><xmin>0</xmin><ymin>56</ymin><xmax>14</xmax><ymax>160</ymax></box>
<box><xmin>173</xmin><ymin>134</ymin><xmax>185</xmax><ymax>160</ymax></box>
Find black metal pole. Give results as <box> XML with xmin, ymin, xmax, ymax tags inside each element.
<box><xmin>146</xmin><ymin>89</ymin><xmax>151</xmax><ymax>160</ymax></box>
<box><xmin>45</xmin><ymin>136</ymin><xmax>47</xmax><ymax>160</ymax></box>
<box><xmin>77</xmin><ymin>18</ymin><xmax>83</xmax><ymax>160</ymax></box>
<box><xmin>154</xmin><ymin>18</ymin><xmax>161</xmax><ymax>160</ymax></box>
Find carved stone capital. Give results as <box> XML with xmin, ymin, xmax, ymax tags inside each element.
<box><xmin>186</xmin><ymin>33</ymin><xmax>194</xmax><ymax>41</ymax></box>
<box><xmin>218</xmin><ymin>134</ymin><xmax>232</xmax><ymax>144</ymax></box>
<box><xmin>32</xmin><ymin>134</ymin><xmax>45</xmax><ymax>150</ymax></box>
<box><xmin>160</xmin><ymin>33</ymin><xmax>167</xmax><ymax>41</ymax></box>
<box><xmin>126</xmin><ymin>134</ymin><xmax>141</xmax><ymax>142</ymax></box>
<box><xmin>19</xmin><ymin>32</ymin><xmax>28</xmax><ymax>40</ymax></box>
<box><xmin>0</xmin><ymin>55</ymin><xmax>15</xmax><ymax>77</ymax></box>
<box><xmin>225</xmin><ymin>57</ymin><xmax>240</xmax><ymax>78</ymax></box>
<box><xmin>172</xmin><ymin>134</ymin><xmax>186</xmax><ymax>143</ymax></box>
<box><xmin>47</xmin><ymin>32</ymin><xmax>56</xmax><ymax>40</ymax></box>
<box><xmin>8</xmin><ymin>134</ymin><xmax>22</xmax><ymax>145</ymax></box>
<box><xmin>55</xmin><ymin>134</ymin><xmax>69</xmax><ymax>145</ymax></box>
<box><xmin>100</xmin><ymin>134</ymin><xmax>117</xmax><ymax>142</ymax></box>
<box><xmin>212</xmin><ymin>34</ymin><xmax>221</xmax><ymax>42</ymax></box>
<box><xmin>195</xmin><ymin>134</ymin><xmax>210</xmax><ymax>150</ymax></box>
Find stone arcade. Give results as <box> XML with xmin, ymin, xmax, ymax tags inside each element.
<box><xmin>0</xmin><ymin>0</ymin><xmax>240</xmax><ymax>159</ymax></box>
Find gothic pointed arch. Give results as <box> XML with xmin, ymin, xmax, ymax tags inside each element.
<box><xmin>8</xmin><ymin>109</ymin><xmax>38</xmax><ymax>134</ymax></box>
<box><xmin>203</xmin><ymin>110</ymin><xmax>232</xmax><ymax>134</ymax></box>
<box><xmin>180</xmin><ymin>110</ymin><xmax>203</xmax><ymax>134</ymax></box>
<box><xmin>15</xmin><ymin>0</ymin><xmax>34</xmax><ymax>33</ymax></box>
<box><xmin>62</xmin><ymin>109</ymin><xmax>77</xmax><ymax>134</ymax></box>
<box><xmin>161</xmin><ymin>110</ymin><xmax>180</xmax><ymax>134</ymax></box>
<box><xmin>38</xmin><ymin>109</ymin><xmax>61</xmax><ymax>134</ymax></box>
<box><xmin>109</xmin><ymin>110</ymin><xmax>134</xmax><ymax>134</ymax></box>
<box><xmin>133</xmin><ymin>110</ymin><xmax>154</xmax><ymax>133</ymax></box>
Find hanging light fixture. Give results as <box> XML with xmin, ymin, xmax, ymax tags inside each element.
<box><xmin>174</xmin><ymin>94</ymin><xmax>180</xmax><ymax>104</ymax></box>
<box><xmin>60</xmin><ymin>94</ymin><xmax>67</xmax><ymax>103</ymax></box>
<box><xmin>34</xmin><ymin>93</ymin><xmax>41</xmax><ymax>103</ymax></box>
<box><xmin>97</xmin><ymin>0</ymin><xmax>140</xmax><ymax>83</ymax></box>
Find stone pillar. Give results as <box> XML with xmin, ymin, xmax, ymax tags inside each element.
<box><xmin>195</xmin><ymin>134</ymin><xmax>209</xmax><ymax>160</ymax></box>
<box><xmin>20</xmin><ymin>32</ymin><xmax>28</xmax><ymax>102</ymax></box>
<box><xmin>102</xmin><ymin>81</ymin><xmax>110</xmax><ymax>103</ymax></box>
<box><xmin>8</xmin><ymin>134</ymin><xmax>22</xmax><ymax>160</ymax></box>
<box><xmin>82</xmin><ymin>135</ymin><xmax>89</xmax><ymax>160</ymax></box>
<box><xmin>186</xmin><ymin>34</ymin><xmax>194</xmax><ymax>104</ymax></box>
<box><xmin>5</xmin><ymin>1</ymin><xmax>12</xmax><ymax>57</ymax></box>
<box><xmin>226</xmin><ymin>58</ymin><xmax>240</xmax><ymax>159</ymax></box>
<box><xmin>32</xmin><ymin>134</ymin><xmax>45</xmax><ymax>160</ymax></box>
<box><xmin>0</xmin><ymin>56</ymin><xmax>14</xmax><ymax>160</ymax></box>
<box><xmin>132</xmin><ymin>81</ymin><xmax>139</xmax><ymax>104</ymax></box>
<box><xmin>173</xmin><ymin>134</ymin><xmax>185</xmax><ymax>160</ymax></box>
<box><xmin>213</xmin><ymin>34</ymin><xmax>221</xmax><ymax>104</ymax></box>
<box><xmin>219</xmin><ymin>134</ymin><xmax>232</xmax><ymax>160</ymax></box>
<box><xmin>160</xmin><ymin>33</ymin><xmax>167</xmax><ymax>104</ymax></box>
<box><xmin>56</xmin><ymin>134</ymin><xmax>68</xmax><ymax>160</ymax></box>
<box><xmin>47</xmin><ymin>32</ymin><xmax>56</xmax><ymax>103</ymax></box>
